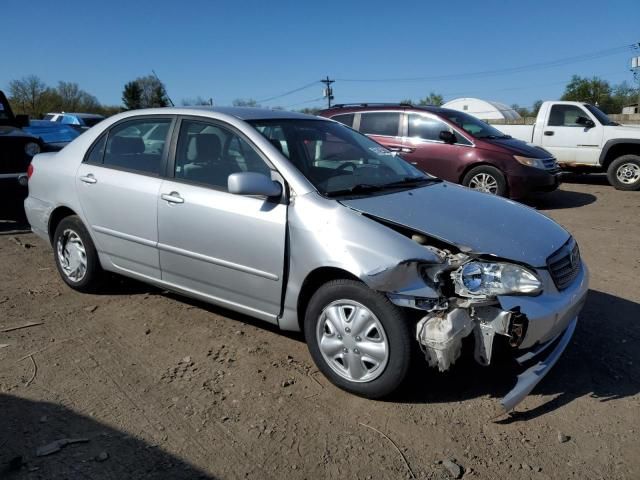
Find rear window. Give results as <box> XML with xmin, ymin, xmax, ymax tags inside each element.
<box><xmin>359</xmin><ymin>112</ymin><xmax>400</xmax><ymax>137</ymax></box>
<box><xmin>81</xmin><ymin>117</ymin><xmax>104</xmax><ymax>127</ymax></box>
<box><xmin>331</xmin><ymin>113</ymin><xmax>355</xmax><ymax>128</ymax></box>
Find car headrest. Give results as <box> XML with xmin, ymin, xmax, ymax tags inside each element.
<box><xmin>111</xmin><ymin>136</ymin><xmax>144</xmax><ymax>155</ymax></box>
<box><xmin>195</xmin><ymin>134</ymin><xmax>221</xmax><ymax>161</ymax></box>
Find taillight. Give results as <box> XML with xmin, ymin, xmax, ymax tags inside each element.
<box><xmin>27</xmin><ymin>163</ymin><xmax>34</xmax><ymax>180</ymax></box>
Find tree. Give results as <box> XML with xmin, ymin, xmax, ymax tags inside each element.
<box><xmin>182</xmin><ymin>96</ymin><xmax>212</xmax><ymax>106</ymax></box>
<box><xmin>561</xmin><ymin>75</ymin><xmax>613</xmax><ymax>110</ymax></box>
<box><xmin>531</xmin><ymin>100</ymin><xmax>543</xmax><ymax>116</ymax></box>
<box><xmin>55</xmin><ymin>81</ymin><xmax>101</xmax><ymax>112</ymax></box>
<box><xmin>149</xmin><ymin>84</ymin><xmax>169</xmax><ymax>108</ymax></box>
<box><xmin>511</xmin><ymin>103</ymin><xmax>531</xmax><ymax>118</ymax></box>
<box><xmin>8</xmin><ymin>75</ymin><xmax>58</xmax><ymax>117</ymax></box>
<box><xmin>399</xmin><ymin>98</ymin><xmax>413</xmax><ymax>105</ymax></box>
<box><xmin>232</xmin><ymin>98</ymin><xmax>260</xmax><ymax>107</ymax></box>
<box><xmin>122</xmin><ymin>81</ymin><xmax>143</xmax><ymax>110</ymax></box>
<box><xmin>418</xmin><ymin>92</ymin><xmax>444</xmax><ymax>106</ymax></box>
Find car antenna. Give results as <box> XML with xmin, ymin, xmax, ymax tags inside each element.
<box><xmin>152</xmin><ymin>69</ymin><xmax>175</xmax><ymax>107</ymax></box>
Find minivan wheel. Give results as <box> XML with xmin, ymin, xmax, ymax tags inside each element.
<box><xmin>53</xmin><ymin>215</ymin><xmax>102</xmax><ymax>292</ymax></box>
<box><xmin>607</xmin><ymin>155</ymin><xmax>640</xmax><ymax>191</ymax></box>
<box><xmin>463</xmin><ymin>165</ymin><xmax>507</xmax><ymax>197</ymax></box>
<box><xmin>304</xmin><ymin>279</ymin><xmax>412</xmax><ymax>398</ymax></box>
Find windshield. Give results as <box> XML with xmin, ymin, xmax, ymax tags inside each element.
<box><xmin>438</xmin><ymin>110</ymin><xmax>509</xmax><ymax>139</ymax></box>
<box><xmin>584</xmin><ymin>104</ymin><xmax>617</xmax><ymax>125</ymax></box>
<box><xmin>248</xmin><ymin>119</ymin><xmax>436</xmax><ymax>197</ymax></box>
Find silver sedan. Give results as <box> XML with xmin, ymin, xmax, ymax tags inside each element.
<box><xmin>24</xmin><ymin>107</ymin><xmax>588</xmax><ymax>411</ymax></box>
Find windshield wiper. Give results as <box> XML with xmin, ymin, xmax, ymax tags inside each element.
<box><xmin>326</xmin><ymin>177</ymin><xmax>440</xmax><ymax>197</ymax></box>
<box><xmin>325</xmin><ymin>183</ymin><xmax>388</xmax><ymax>197</ymax></box>
<box><xmin>381</xmin><ymin>176</ymin><xmax>442</xmax><ymax>188</ymax></box>
<box><xmin>482</xmin><ymin>134</ymin><xmax>512</xmax><ymax>139</ymax></box>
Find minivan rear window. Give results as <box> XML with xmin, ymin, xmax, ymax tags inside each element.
<box><xmin>331</xmin><ymin>113</ymin><xmax>355</xmax><ymax>128</ymax></box>
<box><xmin>359</xmin><ymin>112</ymin><xmax>400</xmax><ymax>137</ymax></box>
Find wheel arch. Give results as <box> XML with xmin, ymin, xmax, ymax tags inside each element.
<box><xmin>459</xmin><ymin>161</ymin><xmax>505</xmax><ymax>184</ymax></box>
<box><xmin>48</xmin><ymin>206</ymin><xmax>79</xmax><ymax>244</ymax></box>
<box><xmin>296</xmin><ymin>266</ymin><xmax>361</xmax><ymax>332</ymax></box>
<box><xmin>599</xmin><ymin>139</ymin><xmax>640</xmax><ymax>169</ymax></box>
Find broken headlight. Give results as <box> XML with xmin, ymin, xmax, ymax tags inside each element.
<box><xmin>452</xmin><ymin>261</ymin><xmax>542</xmax><ymax>298</ymax></box>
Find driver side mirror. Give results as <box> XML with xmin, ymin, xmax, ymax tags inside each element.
<box><xmin>228</xmin><ymin>172</ymin><xmax>282</xmax><ymax>198</ymax></box>
<box><xmin>439</xmin><ymin>130</ymin><xmax>456</xmax><ymax>144</ymax></box>
<box><xmin>575</xmin><ymin>116</ymin><xmax>595</xmax><ymax>128</ymax></box>
<box><xmin>15</xmin><ymin>114</ymin><xmax>30</xmax><ymax>128</ymax></box>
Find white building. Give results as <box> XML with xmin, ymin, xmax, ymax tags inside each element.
<box><xmin>442</xmin><ymin>97</ymin><xmax>521</xmax><ymax>121</ymax></box>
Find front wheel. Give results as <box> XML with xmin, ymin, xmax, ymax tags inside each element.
<box><xmin>304</xmin><ymin>279</ymin><xmax>413</xmax><ymax>398</ymax></box>
<box><xmin>607</xmin><ymin>155</ymin><xmax>640</xmax><ymax>191</ymax></box>
<box><xmin>462</xmin><ymin>165</ymin><xmax>508</xmax><ymax>197</ymax></box>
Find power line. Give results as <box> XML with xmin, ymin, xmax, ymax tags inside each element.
<box><xmin>257</xmin><ymin>80</ymin><xmax>321</xmax><ymax>103</ymax></box>
<box><xmin>284</xmin><ymin>96</ymin><xmax>325</xmax><ymax>108</ymax></box>
<box><xmin>335</xmin><ymin>44</ymin><xmax>634</xmax><ymax>83</ymax></box>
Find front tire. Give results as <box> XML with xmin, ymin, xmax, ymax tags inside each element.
<box><xmin>607</xmin><ymin>155</ymin><xmax>640</xmax><ymax>191</ymax></box>
<box><xmin>462</xmin><ymin>165</ymin><xmax>508</xmax><ymax>197</ymax></box>
<box><xmin>53</xmin><ymin>215</ymin><xmax>102</xmax><ymax>292</ymax></box>
<box><xmin>304</xmin><ymin>279</ymin><xmax>412</xmax><ymax>398</ymax></box>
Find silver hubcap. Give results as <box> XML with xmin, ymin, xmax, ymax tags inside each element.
<box><xmin>316</xmin><ymin>300</ymin><xmax>389</xmax><ymax>383</ymax></box>
<box><xmin>616</xmin><ymin>162</ymin><xmax>640</xmax><ymax>185</ymax></box>
<box><xmin>468</xmin><ymin>173</ymin><xmax>499</xmax><ymax>194</ymax></box>
<box><xmin>56</xmin><ymin>229</ymin><xmax>87</xmax><ymax>282</ymax></box>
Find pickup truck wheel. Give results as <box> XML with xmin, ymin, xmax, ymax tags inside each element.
<box><xmin>53</xmin><ymin>215</ymin><xmax>102</xmax><ymax>292</ymax></box>
<box><xmin>304</xmin><ymin>280</ymin><xmax>412</xmax><ymax>399</ymax></box>
<box><xmin>607</xmin><ymin>155</ymin><xmax>640</xmax><ymax>191</ymax></box>
<box><xmin>462</xmin><ymin>165</ymin><xmax>508</xmax><ymax>197</ymax></box>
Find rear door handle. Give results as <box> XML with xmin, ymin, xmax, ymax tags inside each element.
<box><xmin>161</xmin><ymin>192</ymin><xmax>184</xmax><ymax>204</ymax></box>
<box><xmin>79</xmin><ymin>174</ymin><xmax>97</xmax><ymax>184</ymax></box>
<box><xmin>544</xmin><ymin>131</ymin><xmax>554</xmax><ymax>136</ymax></box>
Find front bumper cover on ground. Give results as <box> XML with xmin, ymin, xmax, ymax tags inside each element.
<box><xmin>500</xmin><ymin>315</ymin><xmax>577</xmax><ymax>412</ymax></box>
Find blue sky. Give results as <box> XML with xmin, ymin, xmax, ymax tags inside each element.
<box><xmin>3</xmin><ymin>0</ymin><xmax>639</xmax><ymax>109</ymax></box>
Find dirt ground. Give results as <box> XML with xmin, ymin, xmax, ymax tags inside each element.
<box><xmin>1</xmin><ymin>175</ymin><xmax>639</xmax><ymax>479</ymax></box>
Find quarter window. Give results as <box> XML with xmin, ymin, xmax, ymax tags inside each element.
<box><xmin>103</xmin><ymin>118</ymin><xmax>171</xmax><ymax>175</ymax></box>
<box><xmin>174</xmin><ymin>119</ymin><xmax>271</xmax><ymax>190</ymax></box>
<box><xmin>548</xmin><ymin>105</ymin><xmax>590</xmax><ymax>127</ymax></box>
<box><xmin>85</xmin><ymin>134</ymin><xmax>107</xmax><ymax>164</ymax></box>
<box><xmin>359</xmin><ymin>112</ymin><xmax>400</xmax><ymax>137</ymax></box>
<box><xmin>331</xmin><ymin>113</ymin><xmax>355</xmax><ymax>128</ymax></box>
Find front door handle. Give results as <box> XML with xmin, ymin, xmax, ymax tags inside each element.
<box><xmin>161</xmin><ymin>192</ymin><xmax>184</xmax><ymax>204</ymax></box>
<box><xmin>544</xmin><ymin>131</ymin><xmax>554</xmax><ymax>136</ymax></box>
<box><xmin>79</xmin><ymin>174</ymin><xmax>97</xmax><ymax>184</ymax></box>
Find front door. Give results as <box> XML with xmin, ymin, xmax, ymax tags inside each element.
<box><xmin>357</xmin><ymin>111</ymin><xmax>405</xmax><ymax>153</ymax></box>
<box><xmin>157</xmin><ymin>118</ymin><xmax>287</xmax><ymax>322</ymax></box>
<box><xmin>541</xmin><ymin>104</ymin><xmax>603</xmax><ymax>166</ymax></box>
<box><xmin>76</xmin><ymin>116</ymin><xmax>173</xmax><ymax>279</ymax></box>
<box><xmin>401</xmin><ymin>113</ymin><xmax>473</xmax><ymax>181</ymax></box>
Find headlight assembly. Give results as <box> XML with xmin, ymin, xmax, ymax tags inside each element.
<box><xmin>513</xmin><ymin>155</ymin><xmax>545</xmax><ymax>169</ymax></box>
<box><xmin>452</xmin><ymin>261</ymin><xmax>542</xmax><ymax>298</ymax></box>
<box><xmin>25</xmin><ymin>142</ymin><xmax>41</xmax><ymax>157</ymax></box>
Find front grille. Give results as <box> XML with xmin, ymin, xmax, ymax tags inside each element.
<box><xmin>547</xmin><ymin>239</ymin><xmax>581</xmax><ymax>290</ymax></box>
<box><xmin>542</xmin><ymin>157</ymin><xmax>560</xmax><ymax>173</ymax></box>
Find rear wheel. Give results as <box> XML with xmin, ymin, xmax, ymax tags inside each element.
<box><xmin>462</xmin><ymin>165</ymin><xmax>508</xmax><ymax>197</ymax></box>
<box><xmin>304</xmin><ymin>279</ymin><xmax>412</xmax><ymax>398</ymax></box>
<box><xmin>53</xmin><ymin>215</ymin><xmax>102</xmax><ymax>292</ymax></box>
<box><xmin>607</xmin><ymin>155</ymin><xmax>640</xmax><ymax>191</ymax></box>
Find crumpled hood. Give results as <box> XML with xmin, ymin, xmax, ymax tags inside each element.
<box><xmin>341</xmin><ymin>182</ymin><xmax>570</xmax><ymax>268</ymax></box>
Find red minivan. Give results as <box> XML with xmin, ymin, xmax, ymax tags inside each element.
<box><xmin>318</xmin><ymin>104</ymin><xmax>560</xmax><ymax>199</ymax></box>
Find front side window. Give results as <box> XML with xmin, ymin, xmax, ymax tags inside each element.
<box><xmin>438</xmin><ymin>110</ymin><xmax>508</xmax><ymax>139</ymax></box>
<box><xmin>548</xmin><ymin>105</ymin><xmax>590</xmax><ymax>127</ymax></box>
<box><xmin>103</xmin><ymin>118</ymin><xmax>171</xmax><ymax>174</ymax></box>
<box><xmin>174</xmin><ymin>119</ymin><xmax>271</xmax><ymax>190</ymax></box>
<box><xmin>250</xmin><ymin>119</ymin><xmax>437</xmax><ymax>197</ymax></box>
<box><xmin>359</xmin><ymin>112</ymin><xmax>400</xmax><ymax>137</ymax></box>
<box><xmin>408</xmin><ymin>114</ymin><xmax>453</xmax><ymax>141</ymax></box>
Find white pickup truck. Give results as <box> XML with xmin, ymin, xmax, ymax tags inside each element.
<box><xmin>497</xmin><ymin>101</ymin><xmax>640</xmax><ymax>190</ymax></box>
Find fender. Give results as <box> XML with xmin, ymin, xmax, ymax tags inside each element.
<box><xmin>599</xmin><ymin>138</ymin><xmax>640</xmax><ymax>166</ymax></box>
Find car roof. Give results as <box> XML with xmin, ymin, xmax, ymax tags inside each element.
<box><xmin>318</xmin><ymin>103</ymin><xmax>458</xmax><ymax>116</ymax></box>
<box><xmin>166</xmin><ymin>106</ymin><xmax>320</xmax><ymax>121</ymax></box>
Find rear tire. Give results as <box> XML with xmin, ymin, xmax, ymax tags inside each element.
<box><xmin>304</xmin><ymin>279</ymin><xmax>413</xmax><ymax>399</ymax></box>
<box><xmin>53</xmin><ymin>215</ymin><xmax>102</xmax><ymax>292</ymax></box>
<box><xmin>607</xmin><ymin>155</ymin><xmax>640</xmax><ymax>191</ymax></box>
<box><xmin>462</xmin><ymin>165</ymin><xmax>508</xmax><ymax>197</ymax></box>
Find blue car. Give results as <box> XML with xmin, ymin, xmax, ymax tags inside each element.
<box><xmin>23</xmin><ymin>120</ymin><xmax>80</xmax><ymax>151</ymax></box>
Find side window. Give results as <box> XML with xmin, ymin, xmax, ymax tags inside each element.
<box><xmin>331</xmin><ymin>113</ymin><xmax>355</xmax><ymax>128</ymax></box>
<box><xmin>103</xmin><ymin>118</ymin><xmax>171</xmax><ymax>175</ymax></box>
<box><xmin>359</xmin><ymin>112</ymin><xmax>400</xmax><ymax>137</ymax></box>
<box><xmin>408</xmin><ymin>114</ymin><xmax>450</xmax><ymax>141</ymax></box>
<box><xmin>548</xmin><ymin>105</ymin><xmax>590</xmax><ymax>127</ymax></box>
<box><xmin>85</xmin><ymin>134</ymin><xmax>107</xmax><ymax>164</ymax></box>
<box><xmin>174</xmin><ymin>119</ymin><xmax>271</xmax><ymax>190</ymax></box>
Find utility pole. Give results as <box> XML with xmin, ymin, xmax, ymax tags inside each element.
<box><xmin>321</xmin><ymin>76</ymin><xmax>334</xmax><ymax>108</ymax></box>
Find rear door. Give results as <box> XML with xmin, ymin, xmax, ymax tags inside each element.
<box><xmin>156</xmin><ymin>117</ymin><xmax>287</xmax><ymax>322</ymax></box>
<box><xmin>76</xmin><ymin>115</ymin><xmax>174</xmax><ymax>279</ymax></box>
<box><xmin>357</xmin><ymin>111</ymin><xmax>404</xmax><ymax>152</ymax></box>
<box><xmin>541</xmin><ymin>104</ymin><xmax>603</xmax><ymax>165</ymax></box>
<box><xmin>401</xmin><ymin>112</ymin><xmax>473</xmax><ymax>181</ymax></box>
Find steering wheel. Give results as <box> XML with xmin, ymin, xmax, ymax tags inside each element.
<box><xmin>336</xmin><ymin>162</ymin><xmax>357</xmax><ymax>173</ymax></box>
